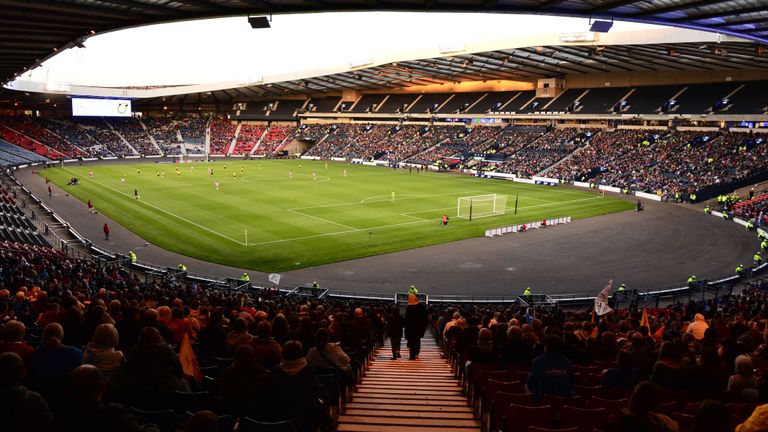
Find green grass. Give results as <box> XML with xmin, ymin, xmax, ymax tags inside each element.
<box><xmin>43</xmin><ymin>160</ymin><xmax>634</xmax><ymax>272</ymax></box>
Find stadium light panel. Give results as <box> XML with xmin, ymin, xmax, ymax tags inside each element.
<box><xmin>248</xmin><ymin>16</ymin><xmax>271</xmax><ymax>29</ymax></box>
<box><xmin>589</xmin><ymin>20</ymin><xmax>613</xmax><ymax>33</ymax></box>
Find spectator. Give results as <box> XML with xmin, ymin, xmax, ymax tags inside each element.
<box><xmin>218</xmin><ymin>345</ymin><xmax>270</xmax><ymax>419</ymax></box>
<box><xmin>0</xmin><ymin>320</ymin><xmax>34</xmax><ymax>367</ymax></box>
<box><xmin>249</xmin><ymin>320</ymin><xmax>282</xmax><ymax>369</ymax></box>
<box><xmin>83</xmin><ymin>323</ymin><xmax>126</xmax><ymax>387</ymax></box>
<box><xmin>386</xmin><ymin>306</ymin><xmax>404</xmax><ymax>360</ymax></box>
<box><xmin>616</xmin><ymin>382</ymin><xmax>679</xmax><ymax>432</ymax></box>
<box><xmin>306</xmin><ymin>328</ymin><xmax>352</xmax><ymax>381</ymax></box>
<box><xmin>0</xmin><ymin>352</ymin><xmax>52</xmax><ymax>432</ymax></box>
<box><xmin>124</xmin><ymin>327</ymin><xmax>188</xmax><ymax>395</ymax></box>
<box><xmin>686</xmin><ymin>313</ymin><xmax>710</xmax><ymax>340</ymax></box>
<box><xmin>602</xmin><ymin>350</ymin><xmax>639</xmax><ymax>393</ymax></box>
<box><xmin>727</xmin><ymin>354</ymin><xmax>759</xmax><ymax>402</ymax></box>
<box><xmin>689</xmin><ymin>399</ymin><xmax>732</xmax><ymax>432</ymax></box>
<box><xmin>404</xmin><ymin>293</ymin><xmax>429</xmax><ymax>360</ymax></box>
<box><xmin>271</xmin><ymin>340</ymin><xmax>327</xmax><ymax>432</ymax></box>
<box><xmin>31</xmin><ymin>322</ymin><xmax>83</xmax><ymax>400</ymax></box>
<box><xmin>225</xmin><ymin>317</ymin><xmax>252</xmax><ymax>355</ymax></box>
<box><xmin>650</xmin><ymin>342</ymin><xmax>689</xmax><ymax>391</ymax></box>
<box><xmin>527</xmin><ymin>335</ymin><xmax>575</xmax><ymax>401</ymax></box>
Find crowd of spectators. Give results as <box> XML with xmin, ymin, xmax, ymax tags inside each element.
<box><xmin>254</xmin><ymin>126</ymin><xmax>294</xmax><ymax>156</ymax></box>
<box><xmin>551</xmin><ymin>129</ymin><xmax>768</xmax><ymax>198</ymax></box>
<box><xmin>441</xmin><ymin>283</ymin><xmax>768</xmax><ymax>432</ymax></box>
<box><xmin>106</xmin><ymin>118</ymin><xmax>160</xmax><ymax>156</ymax></box>
<box><xmin>0</xmin><ymin>235</ymin><xmax>400</xmax><ymax>431</ymax></box>
<box><xmin>75</xmin><ymin>118</ymin><xmax>135</xmax><ymax>157</ymax></box>
<box><xmin>0</xmin><ymin>125</ymin><xmax>66</xmax><ymax>160</ymax></box>
<box><xmin>176</xmin><ymin>118</ymin><xmax>207</xmax><ymax>146</ymax></box>
<box><xmin>231</xmin><ymin>125</ymin><xmax>266</xmax><ymax>155</ymax></box>
<box><xmin>0</xmin><ymin>116</ymin><xmax>86</xmax><ymax>159</ymax></box>
<box><xmin>207</xmin><ymin>118</ymin><xmax>235</xmax><ymax>155</ymax></box>
<box><xmin>305</xmin><ymin>124</ymin><xmax>368</xmax><ymax>159</ymax></box>
<box><xmin>38</xmin><ymin>119</ymin><xmax>112</xmax><ymax>158</ymax></box>
<box><xmin>143</xmin><ymin>118</ymin><xmax>182</xmax><ymax>155</ymax></box>
<box><xmin>497</xmin><ymin>128</ymin><xmax>599</xmax><ymax>177</ymax></box>
<box><xmin>732</xmin><ymin>193</ymin><xmax>768</xmax><ymax>227</ymax></box>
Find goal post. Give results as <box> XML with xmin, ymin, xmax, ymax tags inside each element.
<box><xmin>456</xmin><ymin>194</ymin><xmax>508</xmax><ymax>221</ymax></box>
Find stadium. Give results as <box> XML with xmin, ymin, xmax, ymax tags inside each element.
<box><xmin>1</xmin><ymin>1</ymin><xmax>768</xmax><ymax>432</ymax></box>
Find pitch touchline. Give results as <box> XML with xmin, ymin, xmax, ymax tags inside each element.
<box><xmin>62</xmin><ymin>168</ymin><xmax>246</xmax><ymax>246</ymax></box>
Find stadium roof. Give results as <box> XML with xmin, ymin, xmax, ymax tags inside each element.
<box><xmin>1</xmin><ymin>0</ymin><xmax>767</xmax><ymax>89</ymax></box>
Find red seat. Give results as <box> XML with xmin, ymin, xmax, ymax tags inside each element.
<box><xmin>540</xmin><ymin>394</ymin><xmax>585</xmax><ymax>414</ymax></box>
<box><xmin>503</xmin><ymin>404</ymin><xmax>553</xmax><ymax>432</ymax></box>
<box><xmin>558</xmin><ymin>406</ymin><xmax>606</xmax><ymax>432</ymax></box>
<box><xmin>574</xmin><ymin>385</ymin><xmax>603</xmax><ymax>399</ymax></box>
<box><xmin>490</xmin><ymin>392</ymin><xmax>535</xmax><ymax>432</ymax></box>
<box><xmin>481</xmin><ymin>380</ymin><xmax>525</xmax><ymax>416</ymax></box>
<box><xmin>586</xmin><ymin>397</ymin><xmax>627</xmax><ymax>418</ymax></box>
<box><xmin>528</xmin><ymin>427</ymin><xmax>578</xmax><ymax>432</ymax></box>
<box><xmin>671</xmin><ymin>412</ymin><xmax>694</xmax><ymax>430</ymax></box>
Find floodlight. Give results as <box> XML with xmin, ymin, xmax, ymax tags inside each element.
<box><xmin>248</xmin><ymin>16</ymin><xmax>271</xmax><ymax>29</ymax></box>
<box><xmin>589</xmin><ymin>19</ymin><xmax>613</xmax><ymax>33</ymax></box>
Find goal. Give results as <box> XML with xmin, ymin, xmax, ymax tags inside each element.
<box><xmin>456</xmin><ymin>194</ymin><xmax>508</xmax><ymax>220</ymax></box>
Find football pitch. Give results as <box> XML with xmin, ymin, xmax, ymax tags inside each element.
<box><xmin>43</xmin><ymin>160</ymin><xmax>634</xmax><ymax>272</ymax></box>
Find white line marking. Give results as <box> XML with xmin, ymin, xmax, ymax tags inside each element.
<box><xmin>286</xmin><ymin>208</ymin><xmax>358</xmax><ymax>231</ymax></box>
<box><xmin>62</xmin><ymin>168</ymin><xmax>246</xmax><ymax>246</ymax></box>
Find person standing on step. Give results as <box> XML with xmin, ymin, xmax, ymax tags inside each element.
<box><xmin>404</xmin><ymin>293</ymin><xmax>428</xmax><ymax>360</ymax></box>
<box><xmin>103</xmin><ymin>223</ymin><xmax>110</xmax><ymax>241</ymax></box>
<box><xmin>387</xmin><ymin>306</ymin><xmax>404</xmax><ymax>360</ymax></box>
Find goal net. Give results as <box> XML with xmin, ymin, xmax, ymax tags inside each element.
<box><xmin>456</xmin><ymin>194</ymin><xmax>508</xmax><ymax>220</ymax></box>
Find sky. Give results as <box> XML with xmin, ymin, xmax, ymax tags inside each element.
<box><xmin>18</xmin><ymin>12</ymin><xmax>667</xmax><ymax>88</ymax></box>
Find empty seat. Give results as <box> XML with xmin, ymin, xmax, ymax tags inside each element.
<box><xmin>558</xmin><ymin>405</ymin><xmax>606</xmax><ymax>431</ymax></box>
<box><xmin>238</xmin><ymin>418</ymin><xmax>297</xmax><ymax>432</ymax></box>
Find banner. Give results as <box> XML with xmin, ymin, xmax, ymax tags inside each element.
<box><xmin>268</xmin><ymin>273</ymin><xmax>281</xmax><ymax>285</ymax></box>
<box><xmin>594</xmin><ymin>280</ymin><xmax>613</xmax><ymax>316</ymax></box>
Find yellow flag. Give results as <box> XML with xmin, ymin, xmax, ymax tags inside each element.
<box><xmin>640</xmin><ymin>307</ymin><xmax>650</xmax><ymax>331</ymax></box>
<box><xmin>179</xmin><ymin>333</ymin><xmax>202</xmax><ymax>382</ymax></box>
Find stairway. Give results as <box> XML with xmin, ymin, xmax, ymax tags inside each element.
<box><xmin>337</xmin><ymin>337</ymin><xmax>481</xmax><ymax>432</ymax></box>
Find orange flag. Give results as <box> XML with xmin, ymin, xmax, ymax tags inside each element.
<box><xmin>652</xmin><ymin>324</ymin><xmax>665</xmax><ymax>342</ymax></box>
<box><xmin>179</xmin><ymin>333</ymin><xmax>202</xmax><ymax>382</ymax></box>
<box><xmin>640</xmin><ymin>307</ymin><xmax>650</xmax><ymax>331</ymax></box>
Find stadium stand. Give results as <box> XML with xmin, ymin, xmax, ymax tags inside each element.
<box><xmin>0</xmin><ymin>139</ymin><xmax>50</xmax><ymax>166</ymax></box>
<box><xmin>468</xmin><ymin>91</ymin><xmax>522</xmax><ymax>114</ymax></box>
<box><xmin>497</xmin><ymin>128</ymin><xmax>599</xmax><ymax>177</ymax></box>
<box><xmin>37</xmin><ymin>118</ymin><xmax>111</xmax><ymax>158</ymax></box>
<box><xmin>622</xmin><ymin>85</ymin><xmax>684</xmax><ymax>114</ymax></box>
<box><xmin>377</xmin><ymin>94</ymin><xmax>419</xmax><ymax>113</ymax></box>
<box><xmin>407</xmin><ymin>93</ymin><xmax>452</xmax><ymax>114</ymax></box>
<box><xmin>0</xmin><ymin>117</ymin><xmax>86</xmax><ymax>158</ymax></box>
<box><xmin>573</xmin><ymin>88</ymin><xmax>629</xmax><ymax>114</ymax></box>
<box><xmin>723</xmin><ymin>81</ymin><xmax>768</xmax><ymax>115</ymax></box>
<box><xmin>542</xmin><ymin>89</ymin><xmax>583</xmax><ymax>113</ymax></box>
<box><xmin>439</xmin><ymin>92</ymin><xmax>486</xmax><ymax>114</ymax></box>
<box><xmin>232</xmin><ymin>124</ymin><xmax>267</xmax><ymax>155</ymax></box>
<box><xmin>0</xmin><ymin>120</ymin><xmax>68</xmax><ymax>160</ymax></box>
<box><xmin>270</xmin><ymin>100</ymin><xmax>305</xmax><ymax>120</ymax></box>
<box><xmin>143</xmin><ymin>118</ymin><xmax>182</xmax><ymax>155</ymax></box>
<box><xmin>106</xmin><ymin>118</ymin><xmax>159</xmax><ymax>156</ymax></box>
<box><xmin>306</xmin><ymin>97</ymin><xmax>341</xmax><ymax>113</ymax></box>
<box><xmin>176</xmin><ymin>117</ymin><xmax>207</xmax><ymax>146</ymax></box>
<box><xmin>351</xmin><ymin>94</ymin><xmax>386</xmax><ymax>113</ymax></box>
<box><xmin>255</xmin><ymin>125</ymin><xmax>294</xmax><ymax>156</ymax></box>
<box><xmin>208</xmin><ymin>118</ymin><xmax>235</xmax><ymax>155</ymax></box>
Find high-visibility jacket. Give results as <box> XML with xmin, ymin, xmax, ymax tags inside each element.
<box><xmin>736</xmin><ymin>265</ymin><xmax>745</xmax><ymax>275</ymax></box>
<box><xmin>241</xmin><ymin>273</ymin><xmax>250</xmax><ymax>281</ymax></box>
<box><xmin>756</xmin><ymin>254</ymin><xmax>764</xmax><ymax>264</ymax></box>
<box><xmin>688</xmin><ymin>276</ymin><xmax>697</xmax><ymax>284</ymax></box>
<box><xmin>523</xmin><ymin>288</ymin><xmax>532</xmax><ymax>296</ymax></box>
<box><xmin>408</xmin><ymin>286</ymin><xmax>418</xmax><ymax>294</ymax></box>
<box><xmin>178</xmin><ymin>264</ymin><xmax>187</xmax><ymax>271</ymax></box>
<box><xmin>129</xmin><ymin>251</ymin><xmax>137</xmax><ymax>263</ymax></box>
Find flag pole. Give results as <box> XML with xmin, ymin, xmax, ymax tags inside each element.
<box><xmin>245</xmin><ymin>229</ymin><xmax>248</xmax><ymax>246</ymax></box>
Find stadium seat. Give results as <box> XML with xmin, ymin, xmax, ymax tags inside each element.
<box><xmin>503</xmin><ymin>403</ymin><xmax>553</xmax><ymax>432</ymax></box>
<box><xmin>489</xmin><ymin>392</ymin><xmax>535</xmax><ymax>432</ymax></box>
<box><xmin>528</xmin><ymin>427</ymin><xmax>578</xmax><ymax>432</ymax></box>
<box><xmin>238</xmin><ymin>418</ymin><xmax>297</xmax><ymax>432</ymax></box>
<box><xmin>558</xmin><ymin>405</ymin><xmax>606</xmax><ymax>432</ymax></box>
<box><xmin>129</xmin><ymin>407</ymin><xmax>178</xmax><ymax>432</ymax></box>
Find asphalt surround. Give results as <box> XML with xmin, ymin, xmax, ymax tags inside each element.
<box><xmin>15</xmin><ymin>161</ymin><xmax>760</xmax><ymax>297</ymax></box>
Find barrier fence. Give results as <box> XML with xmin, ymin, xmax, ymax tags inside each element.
<box><xmin>485</xmin><ymin>216</ymin><xmax>571</xmax><ymax>237</ymax></box>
